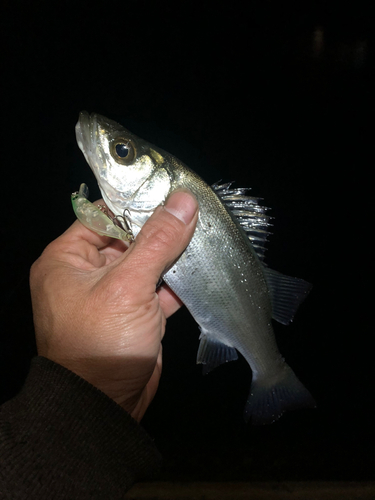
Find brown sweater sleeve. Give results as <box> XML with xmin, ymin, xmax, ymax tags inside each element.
<box><xmin>0</xmin><ymin>357</ymin><xmax>161</xmax><ymax>499</ymax></box>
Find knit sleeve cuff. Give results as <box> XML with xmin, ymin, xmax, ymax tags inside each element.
<box><xmin>0</xmin><ymin>356</ymin><xmax>161</xmax><ymax>499</ymax></box>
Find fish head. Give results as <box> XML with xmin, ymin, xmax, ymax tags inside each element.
<box><xmin>75</xmin><ymin>111</ymin><xmax>172</xmax><ymax>233</ymax></box>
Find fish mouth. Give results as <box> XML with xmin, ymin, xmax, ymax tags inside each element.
<box><xmin>75</xmin><ymin>111</ymin><xmax>127</xmax><ymax>218</ymax></box>
<box><xmin>75</xmin><ymin>111</ymin><xmax>98</xmax><ymax>161</ymax></box>
<box><xmin>76</xmin><ymin>111</ymin><xmax>108</xmax><ymax>192</ymax></box>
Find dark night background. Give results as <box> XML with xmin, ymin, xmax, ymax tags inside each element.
<box><xmin>1</xmin><ymin>0</ymin><xmax>374</xmax><ymax>483</ymax></box>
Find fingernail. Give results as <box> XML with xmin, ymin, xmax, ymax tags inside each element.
<box><xmin>164</xmin><ymin>189</ymin><xmax>198</xmax><ymax>225</ymax></box>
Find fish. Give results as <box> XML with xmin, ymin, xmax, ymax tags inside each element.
<box><xmin>75</xmin><ymin>111</ymin><xmax>315</xmax><ymax>424</ymax></box>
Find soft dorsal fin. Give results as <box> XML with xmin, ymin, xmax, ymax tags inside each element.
<box><xmin>212</xmin><ymin>181</ymin><xmax>272</xmax><ymax>261</ymax></box>
<box><xmin>263</xmin><ymin>267</ymin><xmax>312</xmax><ymax>325</ymax></box>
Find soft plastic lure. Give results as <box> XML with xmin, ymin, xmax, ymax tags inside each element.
<box><xmin>71</xmin><ymin>183</ymin><xmax>134</xmax><ymax>242</ymax></box>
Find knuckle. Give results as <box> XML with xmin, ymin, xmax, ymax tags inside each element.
<box><xmin>150</xmin><ymin>224</ymin><xmax>180</xmax><ymax>251</ymax></box>
<box><xmin>30</xmin><ymin>256</ymin><xmax>43</xmax><ymax>283</ymax></box>
<box><xmin>29</xmin><ymin>243</ymin><xmax>59</xmax><ymax>286</ymax></box>
<box><xmin>138</xmin><ymin>216</ymin><xmax>182</xmax><ymax>253</ymax></box>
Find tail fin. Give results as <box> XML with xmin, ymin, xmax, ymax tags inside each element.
<box><xmin>244</xmin><ymin>364</ymin><xmax>316</xmax><ymax>425</ymax></box>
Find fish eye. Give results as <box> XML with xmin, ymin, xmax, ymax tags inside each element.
<box><xmin>110</xmin><ymin>138</ymin><xmax>136</xmax><ymax>165</ymax></box>
<box><xmin>115</xmin><ymin>143</ymin><xmax>129</xmax><ymax>158</ymax></box>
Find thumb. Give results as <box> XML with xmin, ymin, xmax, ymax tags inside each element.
<box><xmin>122</xmin><ymin>189</ymin><xmax>199</xmax><ymax>289</ymax></box>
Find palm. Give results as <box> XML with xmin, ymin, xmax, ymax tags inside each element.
<box><xmin>32</xmin><ymin>220</ymin><xmax>184</xmax><ymax>421</ymax></box>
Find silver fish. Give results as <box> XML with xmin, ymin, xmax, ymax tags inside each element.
<box><xmin>75</xmin><ymin>111</ymin><xmax>315</xmax><ymax>424</ymax></box>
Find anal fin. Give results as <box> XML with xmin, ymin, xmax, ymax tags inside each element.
<box><xmin>197</xmin><ymin>334</ymin><xmax>238</xmax><ymax>375</ymax></box>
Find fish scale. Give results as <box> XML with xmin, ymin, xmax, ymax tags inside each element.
<box><xmin>75</xmin><ymin>111</ymin><xmax>315</xmax><ymax>424</ymax></box>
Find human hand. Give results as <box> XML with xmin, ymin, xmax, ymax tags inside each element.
<box><xmin>30</xmin><ymin>190</ymin><xmax>198</xmax><ymax>421</ymax></box>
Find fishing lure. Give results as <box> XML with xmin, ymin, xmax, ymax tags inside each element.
<box><xmin>71</xmin><ymin>183</ymin><xmax>134</xmax><ymax>242</ymax></box>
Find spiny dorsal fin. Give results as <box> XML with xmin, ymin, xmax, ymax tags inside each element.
<box><xmin>212</xmin><ymin>182</ymin><xmax>312</xmax><ymax>327</ymax></box>
<box><xmin>212</xmin><ymin>181</ymin><xmax>273</xmax><ymax>261</ymax></box>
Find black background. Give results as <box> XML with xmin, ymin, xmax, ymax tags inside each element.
<box><xmin>1</xmin><ymin>0</ymin><xmax>373</xmax><ymax>482</ymax></box>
